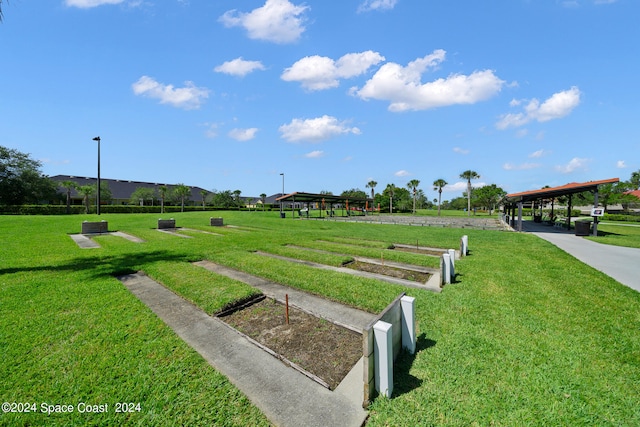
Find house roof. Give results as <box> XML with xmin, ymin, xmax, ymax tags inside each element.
<box><xmin>504</xmin><ymin>178</ymin><xmax>620</xmax><ymax>204</ymax></box>
<box><xmin>625</xmin><ymin>189</ymin><xmax>640</xmax><ymax>199</ymax></box>
<box><xmin>51</xmin><ymin>175</ymin><xmax>209</xmax><ymax>201</ymax></box>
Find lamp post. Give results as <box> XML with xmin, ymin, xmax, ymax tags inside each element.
<box><xmin>92</xmin><ymin>136</ymin><xmax>101</xmax><ymax>215</ymax></box>
<box><xmin>280</xmin><ymin>173</ymin><xmax>284</xmax><ymax>218</ymax></box>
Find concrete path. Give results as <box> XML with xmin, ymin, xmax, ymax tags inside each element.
<box><xmin>69</xmin><ymin>231</ymin><xmax>144</xmax><ymax>248</ymax></box>
<box><xmin>522</xmin><ymin>221</ymin><xmax>640</xmax><ymax>293</ymax></box>
<box><xmin>119</xmin><ymin>272</ymin><xmax>371</xmax><ymax>427</ymax></box>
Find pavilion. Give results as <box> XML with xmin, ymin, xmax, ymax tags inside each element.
<box><xmin>503</xmin><ymin>178</ymin><xmax>619</xmax><ymax>235</ymax></box>
<box><xmin>275</xmin><ymin>192</ymin><xmax>375</xmax><ymax>218</ymax></box>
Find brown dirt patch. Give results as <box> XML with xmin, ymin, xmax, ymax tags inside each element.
<box><xmin>392</xmin><ymin>246</ymin><xmax>446</xmax><ymax>256</ymax></box>
<box><xmin>343</xmin><ymin>260</ymin><xmax>431</xmax><ymax>283</ymax></box>
<box><xmin>219</xmin><ymin>298</ymin><xmax>362</xmax><ymax>390</ymax></box>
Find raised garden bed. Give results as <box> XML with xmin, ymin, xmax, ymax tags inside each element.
<box><xmin>342</xmin><ymin>260</ymin><xmax>431</xmax><ymax>283</ymax></box>
<box><xmin>218</xmin><ymin>298</ymin><xmax>362</xmax><ymax>390</ymax></box>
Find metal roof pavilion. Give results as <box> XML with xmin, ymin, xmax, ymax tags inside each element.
<box><xmin>503</xmin><ymin>177</ymin><xmax>619</xmax><ymax>234</ymax></box>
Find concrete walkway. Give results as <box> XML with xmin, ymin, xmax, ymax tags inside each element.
<box><xmin>119</xmin><ymin>269</ymin><xmax>372</xmax><ymax>427</ymax></box>
<box><xmin>521</xmin><ymin>221</ymin><xmax>640</xmax><ymax>293</ymax></box>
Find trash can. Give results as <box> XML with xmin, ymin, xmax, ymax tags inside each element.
<box><xmin>575</xmin><ymin>221</ymin><xmax>590</xmax><ymax>236</ymax></box>
<box><xmin>280</xmin><ymin>212</ymin><xmax>286</xmax><ymax>218</ymax></box>
<box><xmin>533</xmin><ymin>214</ymin><xmax>542</xmax><ymax>223</ymax></box>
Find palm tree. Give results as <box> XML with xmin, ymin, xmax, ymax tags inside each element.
<box><xmin>433</xmin><ymin>179</ymin><xmax>448</xmax><ymax>216</ymax></box>
<box><xmin>61</xmin><ymin>180</ymin><xmax>77</xmax><ymax>214</ymax></box>
<box><xmin>406</xmin><ymin>179</ymin><xmax>420</xmax><ymax>215</ymax></box>
<box><xmin>174</xmin><ymin>184</ymin><xmax>191</xmax><ymax>212</ymax></box>
<box><xmin>460</xmin><ymin>170</ymin><xmax>480</xmax><ymax>216</ymax></box>
<box><xmin>630</xmin><ymin>169</ymin><xmax>640</xmax><ymax>190</ymax></box>
<box><xmin>366</xmin><ymin>180</ymin><xmax>377</xmax><ymax>199</ymax></box>
<box><xmin>77</xmin><ymin>185</ymin><xmax>95</xmax><ymax>214</ymax></box>
<box><xmin>158</xmin><ymin>185</ymin><xmax>168</xmax><ymax>214</ymax></box>
<box><xmin>386</xmin><ymin>183</ymin><xmax>396</xmax><ymax>214</ymax></box>
<box><xmin>200</xmin><ymin>189</ymin><xmax>208</xmax><ymax>210</ymax></box>
<box><xmin>260</xmin><ymin>193</ymin><xmax>267</xmax><ymax>211</ymax></box>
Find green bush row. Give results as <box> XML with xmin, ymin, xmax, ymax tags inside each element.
<box><xmin>0</xmin><ymin>205</ymin><xmax>234</xmax><ymax>215</ymax></box>
<box><xmin>602</xmin><ymin>213</ymin><xmax>640</xmax><ymax>222</ymax></box>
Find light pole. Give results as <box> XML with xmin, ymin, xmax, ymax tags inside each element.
<box><xmin>280</xmin><ymin>173</ymin><xmax>284</xmax><ymax>218</ymax></box>
<box><xmin>92</xmin><ymin>136</ymin><xmax>101</xmax><ymax>215</ymax></box>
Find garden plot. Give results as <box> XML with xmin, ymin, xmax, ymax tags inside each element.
<box><xmin>218</xmin><ymin>297</ymin><xmax>362</xmax><ymax>390</ymax></box>
<box><xmin>255</xmin><ymin>251</ymin><xmax>441</xmax><ymax>292</ymax></box>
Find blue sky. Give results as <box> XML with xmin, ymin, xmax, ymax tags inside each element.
<box><xmin>2</xmin><ymin>0</ymin><xmax>638</xmax><ymax>200</ymax></box>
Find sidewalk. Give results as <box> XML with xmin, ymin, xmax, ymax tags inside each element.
<box><xmin>119</xmin><ymin>270</ymin><xmax>372</xmax><ymax>427</ymax></box>
<box><xmin>521</xmin><ymin>221</ymin><xmax>640</xmax><ymax>293</ymax></box>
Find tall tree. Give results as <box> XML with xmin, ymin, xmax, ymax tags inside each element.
<box><xmin>460</xmin><ymin>170</ymin><xmax>480</xmax><ymax>216</ymax></box>
<box><xmin>385</xmin><ymin>183</ymin><xmax>396</xmax><ymax>214</ymax></box>
<box><xmin>130</xmin><ymin>187</ymin><xmax>156</xmax><ymax>206</ymax></box>
<box><xmin>158</xmin><ymin>185</ymin><xmax>168</xmax><ymax>214</ymax></box>
<box><xmin>200</xmin><ymin>189</ymin><xmax>208</xmax><ymax>210</ymax></box>
<box><xmin>233</xmin><ymin>189</ymin><xmax>242</xmax><ymax>210</ymax></box>
<box><xmin>366</xmin><ymin>180</ymin><xmax>377</xmax><ymax>199</ymax></box>
<box><xmin>433</xmin><ymin>178</ymin><xmax>448</xmax><ymax>216</ymax></box>
<box><xmin>60</xmin><ymin>180</ymin><xmax>77</xmax><ymax>214</ymax></box>
<box><xmin>173</xmin><ymin>184</ymin><xmax>191</xmax><ymax>212</ymax></box>
<box><xmin>260</xmin><ymin>193</ymin><xmax>267</xmax><ymax>211</ymax></box>
<box><xmin>0</xmin><ymin>145</ymin><xmax>57</xmax><ymax>205</ymax></box>
<box><xmin>406</xmin><ymin>179</ymin><xmax>420</xmax><ymax>215</ymax></box>
<box><xmin>630</xmin><ymin>169</ymin><xmax>640</xmax><ymax>190</ymax></box>
<box><xmin>472</xmin><ymin>184</ymin><xmax>506</xmax><ymax>215</ymax></box>
<box><xmin>77</xmin><ymin>185</ymin><xmax>95</xmax><ymax>214</ymax></box>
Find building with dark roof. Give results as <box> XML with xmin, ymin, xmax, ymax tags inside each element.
<box><xmin>50</xmin><ymin>175</ymin><xmax>209</xmax><ymax>206</ymax></box>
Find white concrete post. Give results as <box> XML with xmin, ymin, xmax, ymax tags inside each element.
<box><xmin>400</xmin><ymin>296</ymin><xmax>416</xmax><ymax>354</ymax></box>
<box><xmin>443</xmin><ymin>253</ymin><xmax>451</xmax><ymax>284</ymax></box>
<box><xmin>448</xmin><ymin>249</ymin><xmax>456</xmax><ymax>280</ymax></box>
<box><xmin>461</xmin><ymin>235</ymin><xmax>468</xmax><ymax>256</ymax></box>
<box><xmin>373</xmin><ymin>320</ymin><xmax>393</xmax><ymax>398</ymax></box>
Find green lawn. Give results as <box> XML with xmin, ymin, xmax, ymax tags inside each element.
<box><xmin>1</xmin><ymin>212</ymin><xmax>639</xmax><ymax>426</ymax></box>
<box><xmin>586</xmin><ymin>222</ymin><xmax>640</xmax><ymax>248</ymax></box>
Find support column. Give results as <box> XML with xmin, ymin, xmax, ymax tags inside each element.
<box><xmin>517</xmin><ymin>201</ymin><xmax>523</xmax><ymax>232</ymax></box>
<box><xmin>593</xmin><ymin>190</ymin><xmax>599</xmax><ymax>236</ymax></box>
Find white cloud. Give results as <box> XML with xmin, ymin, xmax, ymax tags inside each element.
<box><xmin>219</xmin><ymin>0</ymin><xmax>308</xmax><ymax>44</ymax></box>
<box><xmin>555</xmin><ymin>157</ymin><xmax>590</xmax><ymax>173</ymax></box>
<box><xmin>281</xmin><ymin>51</ymin><xmax>385</xmax><ymax>91</ymax></box>
<box><xmin>132</xmin><ymin>76</ymin><xmax>209</xmax><ymax>110</ymax></box>
<box><xmin>279</xmin><ymin>115</ymin><xmax>361</xmax><ymax>143</ymax></box>
<box><xmin>228</xmin><ymin>128</ymin><xmax>259</xmax><ymax>141</ymax></box>
<box><xmin>304</xmin><ymin>150</ymin><xmax>324</xmax><ymax>158</ymax></box>
<box><xmin>358</xmin><ymin>0</ymin><xmax>398</xmax><ymax>13</ymax></box>
<box><xmin>453</xmin><ymin>147</ymin><xmax>469</xmax><ymax>155</ymax></box>
<box><xmin>65</xmin><ymin>0</ymin><xmax>124</xmax><ymax>8</ymax></box>
<box><xmin>529</xmin><ymin>149</ymin><xmax>549</xmax><ymax>158</ymax></box>
<box><xmin>353</xmin><ymin>50</ymin><xmax>504</xmax><ymax>112</ymax></box>
<box><xmin>503</xmin><ymin>162</ymin><xmax>541</xmax><ymax>171</ymax></box>
<box><xmin>496</xmin><ymin>87</ymin><xmax>581</xmax><ymax>129</ymax></box>
<box><xmin>214</xmin><ymin>58</ymin><xmax>266</xmax><ymax>77</ymax></box>
<box><xmin>616</xmin><ymin>160</ymin><xmax>627</xmax><ymax>168</ymax></box>
<box><xmin>445</xmin><ymin>181</ymin><xmax>486</xmax><ymax>193</ymax></box>
<box><xmin>394</xmin><ymin>170</ymin><xmax>410</xmax><ymax>177</ymax></box>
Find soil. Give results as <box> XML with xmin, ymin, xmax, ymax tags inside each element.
<box><xmin>343</xmin><ymin>260</ymin><xmax>431</xmax><ymax>283</ymax></box>
<box><xmin>392</xmin><ymin>246</ymin><xmax>446</xmax><ymax>257</ymax></box>
<box><xmin>219</xmin><ymin>298</ymin><xmax>362</xmax><ymax>390</ymax></box>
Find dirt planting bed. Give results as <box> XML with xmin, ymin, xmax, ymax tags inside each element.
<box><xmin>391</xmin><ymin>245</ymin><xmax>446</xmax><ymax>257</ymax></box>
<box><xmin>219</xmin><ymin>298</ymin><xmax>362</xmax><ymax>390</ymax></box>
<box><xmin>343</xmin><ymin>260</ymin><xmax>431</xmax><ymax>283</ymax></box>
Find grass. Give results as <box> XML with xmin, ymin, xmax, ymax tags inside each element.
<box><xmin>585</xmin><ymin>222</ymin><xmax>640</xmax><ymax>248</ymax></box>
<box><xmin>1</xmin><ymin>211</ymin><xmax>639</xmax><ymax>426</ymax></box>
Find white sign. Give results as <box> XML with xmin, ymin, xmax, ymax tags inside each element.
<box><xmin>591</xmin><ymin>207</ymin><xmax>604</xmax><ymax>217</ymax></box>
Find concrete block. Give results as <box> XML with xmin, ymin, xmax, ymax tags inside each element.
<box><xmin>158</xmin><ymin>218</ymin><xmax>176</xmax><ymax>229</ymax></box>
<box><xmin>373</xmin><ymin>320</ymin><xmax>393</xmax><ymax>398</ymax></box>
<box><xmin>401</xmin><ymin>296</ymin><xmax>416</xmax><ymax>354</ymax></box>
<box><xmin>82</xmin><ymin>221</ymin><xmax>108</xmax><ymax>234</ymax></box>
<box><xmin>210</xmin><ymin>217</ymin><xmax>224</xmax><ymax>226</ymax></box>
<box><xmin>443</xmin><ymin>253</ymin><xmax>451</xmax><ymax>285</ymax></box>
<box><xmin>448</xmin><ymin>249</ymin><xmax>456</xmax><ymax>280</ymax></box>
